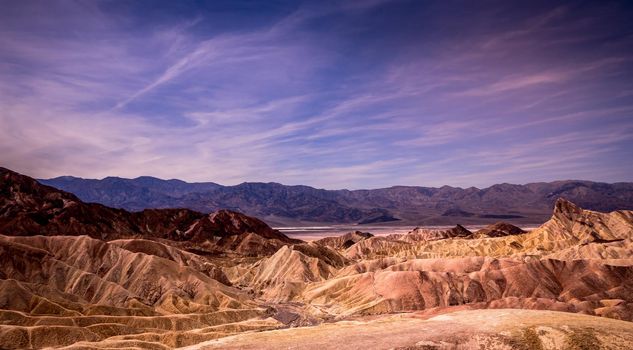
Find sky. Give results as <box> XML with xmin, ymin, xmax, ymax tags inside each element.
<box><xmin>1</xmin><ymin>0</ymin><xmax>632</xmax><ymax>189</ymax></box>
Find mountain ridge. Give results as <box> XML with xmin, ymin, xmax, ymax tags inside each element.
<box><xmin>39</xmin><ymin>173</ymin><xmax>633</xmax><ymax>191</ymax></box>
<box><xmin>0</xmin><ymin>166</ymin><xmax>298</xmax><ymax>247</ymax></box>
<box><xmin>38</xmin><ymin>173</ymin><xmax>633</xmax><ymax>226</ymax></box>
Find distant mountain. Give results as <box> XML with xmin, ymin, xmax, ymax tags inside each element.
<box><xmin>1</xmin><ymin>167</ymin><xmax>295</xmax><ymax>247</ymax></box>
<box><xmin>39</xmin><ymin>174</ymin><xmax>633</xmax><ymax>226</ymax></box>
<box><xmin>38</xmin><ymin>175</ymin><xmax>220</xmax><ymax>210</ymax></box>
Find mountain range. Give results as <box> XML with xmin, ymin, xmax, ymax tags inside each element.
<box><xmin>1</xmin><ymin>166</ymin><xmax>633</xmax><ymax>348</ymax></box>
<box><xmin>39</xmin><ymin>174</ymin><xmax>633</xmax><ymax>226</ymax></box>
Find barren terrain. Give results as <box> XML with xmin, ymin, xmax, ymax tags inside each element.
<box><xmin>1</xmin><ymin>167</ymin><xmax>632</xmax><ymax>349</ymax></box>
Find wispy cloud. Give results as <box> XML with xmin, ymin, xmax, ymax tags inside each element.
<box><xmin>455</xmin><ymin>72</ymin><xmax>568</xmax><ymax>97</ymax></box>
<box><xmin>0</xmin><ymin>0</ymin><xmax>632</xmax><ymax>189</ymax></box>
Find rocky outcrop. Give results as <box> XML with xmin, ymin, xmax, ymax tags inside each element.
<box><xmin>0</xmin><ymin>234</ymin><xmax>254</xmax><ymax>313</ymax></box>
<box><xmin>344</xmin><ymin>198</ymin><xmax>633</xmax><ymax>260</ymax></box>
<box><xmin>314</xmin><ymin>231</ymin><xmax>373</xmax><ymax>250</ymax></box>
<box><xmin>301</xmin><ymin>256</ymin><xmax>633</xmax><ymax>318</ymax></box>
<box><xmin>474</xmin><ymin>222</ymin><xmax>526</xmax><ymax>238</ymax></box>
<box><xmin>387</xmin><ymin>224</ymin><xmax>473</xmax><ymax>242</ymax></box>
<box><xmin>0</xmin><ymin>234</ymin><xmax>279</xmax><ymax>348</ymax></box>
<box><xmin>184</xmin><ymin>210</ymin><xmax>298</xmax><ymax>243</ymax></box>
<box><xmin>231</xmin><ymin>245</ymin><xmax>338</xmax><ymax>302</ymax></box>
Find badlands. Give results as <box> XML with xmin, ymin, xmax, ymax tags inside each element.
<box><xmin>0</xmin><ymin>167</ymin><xmax>632</xmax><ymax>349</ymax></box>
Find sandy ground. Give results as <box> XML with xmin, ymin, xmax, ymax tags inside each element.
<box><xmin>181</xmin><ymin>309</ymin><xmax>633</xmax><ymax>350</ymax></box>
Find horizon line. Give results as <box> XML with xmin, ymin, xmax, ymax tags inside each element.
<box><xmin>35</xmin><ymin>171</ymin><xmax>633</xmax><ymax>192</ymax></box>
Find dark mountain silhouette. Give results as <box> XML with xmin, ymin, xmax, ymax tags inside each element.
<box><xmin>1</xmin><ymin>167</ymin><xmax>295</xmax><ymax>244</ymax></box>
<box><xmin>39</xmin><ymin>174</ymin><xmax>633</xmax><ymax>226</ymax></box>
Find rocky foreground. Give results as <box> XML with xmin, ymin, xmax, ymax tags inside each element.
<box><xmin>186</xmin><ymin>309</ymin><xmax>633</xmax><ymax>350</ymax></box>
<box><xmin>0</xmin><ymin>167</ymin><xmax>632</xmax><ymax>349</ymax></box>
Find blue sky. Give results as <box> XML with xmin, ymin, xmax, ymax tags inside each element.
<box><xmin>1</xmin><ymin>0</ymin><xmax>632</xmax><ymax>189</ymax></box>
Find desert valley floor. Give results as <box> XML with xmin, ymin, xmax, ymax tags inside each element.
<box><xmin>1</xmin><ymin>167</ymin><xmax>633</xmax><ymax>349</ymax></box>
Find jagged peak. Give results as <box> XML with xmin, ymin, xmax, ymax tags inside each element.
<box><xmin>348</xmin><ymin>230</ymin><xmax>373</xmax><ymax>238</ymax></box>
<box><xmin>274</xmin><ymin>244</ymin><xmax>294</xmax><ymax>254</ymax></box>
<box><xmin>474</xmin><ymin>222</ymin><xmax>526</xmax><ymax>238</ymax></box>
<box><xmin>452</xmin><ymin>224</ymin><xmax>471</xmax><ymax>234</ymax></box>
<box><xmin>554</xmin><ymin>197</ymin><xmax>582</xmax><ymax>217</ymax></box>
